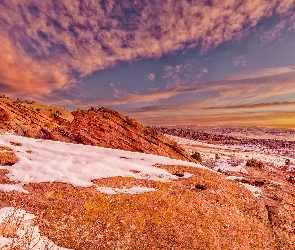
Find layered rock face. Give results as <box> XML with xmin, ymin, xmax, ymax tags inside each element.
<box><xmin>70</xmin><ymin>107</ymin><xmax>193</xmax><ymax>161</ymax></box>
<box><xmin>0</xmin><ymin>98</ymin><xmax>194</xmax><ymax>161</ymax></box>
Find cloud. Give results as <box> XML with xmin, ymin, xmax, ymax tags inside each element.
<box><xmin>1</xmin><ymin>0</ymin><xmax>294</xmax><ymax>97</ymax></box>
<box><xmin>0</xmin><ymin>34</ymin><xmax>68</xmax><ymax>98</ymax></box>
<box><xmin>203</xmin><ymin>101</ymin><xmax>295</xmax><ymax>110</ymax></box>
<box><xmin>260</xmin><ymin>20</ymin><xmax>287</xmax><ymax>45</ymax></box>
<box><xmin>147</xmin><ymin>73</ymin><xmax>155</xmax><ymax>81</ymax></box>
<box><xmin>191</xmin><ymin>66</ymin><xmax>295</xmax><ymax>108</ymax></box>
<box><xmin>233</xmin><ymin>55</ymin><xmax>247</xmax><ymax>67</ymax></box>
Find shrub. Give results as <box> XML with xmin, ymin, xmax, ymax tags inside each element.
<box><xmin>285</xmin><ymin>159</ymin><xmax>291</xmax><ymax>166</ymax></box>
<box><xmin>215</xmin><ymin>153</ymin><xmax>220</xmax><ymax>160</ymax></box>
<box><xmin>10</xmin><ymin>141</ymin><xmax>22</xmax><ymax>146</ymax></box>
<box><xmin>191</xmin><ymin>151</ymin><xmax>202</xmax><ymax>162</ymax></box>
<box><xmin>36</xmin><ymin>108</ymin><xmax>41</xmax><ymax>112</ymax></box>
<box><xmin>246</xmin><ymin>158</ymin><xmax>264</xmax><ymax>168</ymax></box>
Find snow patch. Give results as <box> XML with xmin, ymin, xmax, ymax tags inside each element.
<box><xmin>0</xmin><ymin>134</ymin><xmax>203</xmax><ymax>188</ymax></box>
<box><xmin>226</xmin><ymin>176</ymin><xmax>245</xmax><ymax>181</ymax></box>
<box><xmin>241</xmin><ymin>183</ymin><xmax>262</xmax><ymax>197</ymax></box>
<box><xmin>0</xmin><ymin>207</ymin><xmax>71</xmax><ymax>250</ymax></box>
<box><xmin>96</xmin><ymin>186</ymin><xmax>157</xmax><ymax>194</ymax></box>
<box><xmin>0</xmin><ymin>184</ymin><xmax>29</xmax><ymax>193</ymax></box>
<box><xmin>213</xmin><ymin>160</ymin><xmax>248</xmax><ymax>173</ymax></box>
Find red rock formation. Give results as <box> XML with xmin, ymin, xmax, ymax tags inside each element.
<box><xmin>0</xmin><ymin>146</ymin><xmax>18</xmax><ymax>166</ymax></box>
<box><xmin>0</xmin><ymin>98</ymin><xmax>194</xmax><ymax>161</ymax></box>
<box><xmin>69</xmin><ymin>107</ymin><xmax>194</xmax><ymax>161</ymax></box>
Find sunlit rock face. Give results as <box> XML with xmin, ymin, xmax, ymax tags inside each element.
<box><xmin>69</xmin><ymin>107</ymin><xmax>195</xmax><ymax>162</ymax></box>
<box><xmin>0</xmin><ymin>98</ymin><xmax>194</xmax><ymax>161</ymax></box>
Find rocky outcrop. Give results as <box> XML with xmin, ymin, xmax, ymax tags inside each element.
<box><xmin>0</xmin><ymin>146</ymin><xmax>18</xmax><ymax>166</ymax></box>
<box><xmin>70</xmin><ymin>107</ymin><xmax>194</xmax><ymax>161</ymax></box>
<box><xmin>0</xmin><ymin>98</ymin><xmax>194</xmax><ymax>161</ymax></box>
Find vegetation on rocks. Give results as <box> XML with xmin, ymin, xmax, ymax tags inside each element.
<box><xmin>246</xmin><ymin>158</ymin><xmax>264</xmax><ymax>168</ymax></box>
<box><xmin>191</xmin><ymin>151</ymin><xmax>202</xmax><ymax>162</ymax></box>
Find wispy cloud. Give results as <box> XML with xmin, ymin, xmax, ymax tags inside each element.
<box><xmin>147</xmin><ymin>73</ymin><xmax>155</xmax><ymax>81</ymax></box>
<box><xmin>260</xmin><ymin>20</ymin><xmax>287</xmax><ymax>45</ymax></box>
<box><xmin>118</xmin><ymin>66</ymin><xmax>295</xmax><ymax>115</ymax></box>
<box><xmin>233</xmin><ymin>55</ymin><xmax>247</xmax><ymax>67</ymax></box>
<box><xmin>203</xmin><ymin>101</ymin><xmax>295</xmax><ymax>110</ymax></box>
<box><xmin>1</xmin><ymin>0</ymin><xmax>294</xmax><ymax>97</ymax></box>
<box><xmin>101</xmin><ymin>86</ymin><xmax>202</xmax><ymax>105</ymax></box>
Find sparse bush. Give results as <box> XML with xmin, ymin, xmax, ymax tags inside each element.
<box><xmin>191</xmin><ymin>151</ymin><xmax>202</xmax><ymax>162</ymax></box>
<box><xmin>23</xmin><ymin>129</ymin><xmax>30</xmax><ymax>137</ymax></box>
<box><xmin>10</xmin><ymin>141</ymin><xmax>22</xmax><ymax>146</ymax></box>
<box><xmin>287</xmin><ymin>175</ymin><xmax>295</xmax><ymax>184</ymax></box>
<box><xmin>0</xmin><ymin>208</ymin><xmax>60</xmax><ymax>250</ymax></box>
<box><xmin>246</xmin><ymin>158</ymin><xmax>264</xmax><ymax>168</ymax></box>
<box><xmin>24</xmin><ymin>100</ymin><xmax>34</xmax><ymax>104</ymax></box>
<box><xmin>13</xmin><ymin>99</ymin><xmax>21</xmax><ymax>105</ymax></box>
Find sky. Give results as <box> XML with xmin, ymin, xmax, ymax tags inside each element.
<box><xmin>1</xmin><ymin>0</ymin><xmax>295</xmax><ymax>127</ymax></box>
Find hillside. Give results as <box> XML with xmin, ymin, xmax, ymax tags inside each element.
<box><xmin>0</xmin><ymin>134</ymin><xmax>282</xmax><ymax>249</ymax></box>
<box><xmin>0</xmin><ymin>96</ymin><xmax>193</xmax><ymax>162</ymax></box>
<box><xmin>154</xmin><ymin>126</ymin><xmax>295</xmax><ymax>249</ymax></box>
<box><xmin>1</xmin><ymin>97</ymin><xmax>295</xmax><ymax>249</ymax></box>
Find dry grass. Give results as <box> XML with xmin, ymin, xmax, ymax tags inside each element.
<box><xmin>0</xmin><ymin>97</ymin><xmax>73</xmax><ymax>123</ymax></box>
<box><xmin>0</xmin><ymin>208</ymin><xmax>61</xmax><ymax>250</ymax></box>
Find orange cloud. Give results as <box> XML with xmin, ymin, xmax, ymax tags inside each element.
<box><xmin>0</xmin><ymin>34</ymin><xmax>68</xmax><ymax>99</ymax></box>
<box><xmin>132</xmin><ymin>106</ymin><xmax>295</xmax><ymax>128</ymax></box>
<box><xmin>203</xmin><ymin>101</ymin><xmax>295</xmax><ymax>110</ymax></box>
<box><xmin>1</xmin><ymin>0</ymin><xmax>294</xmax><ymax>97</ymax></box>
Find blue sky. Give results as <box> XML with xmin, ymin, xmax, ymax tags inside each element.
<box><xmin>1</xmin><ymin>0</ymin><xmax>295</xmax><ymax>127</ymax></box>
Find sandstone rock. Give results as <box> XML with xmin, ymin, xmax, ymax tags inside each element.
<box><xmin>70</xmin><ymin>107</ymin><xmax>194</xmax><ymax>161</ymax></box>
<box><xmin>0</xmin><ymin>146</ymin><xmax>18</xmax><ymax>166</ymax></box>
<box><xmin>0</xmin><ymin>98</ymin><xmax>195</xmax><ymax>161</ymax></box>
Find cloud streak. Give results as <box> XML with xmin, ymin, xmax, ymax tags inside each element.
<box><xmin>203</xmin><ymin>101</ymin><xmax>295</xmax><ymax>110</ymax></box>
<box><xmin>1</xmin><ymin>0</ymin><xmax>295</xmax><ymax>97</ymax></box>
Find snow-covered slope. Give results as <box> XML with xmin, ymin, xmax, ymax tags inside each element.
<box><xmin>0</xmin><ymin>134</ymin><xmax>203</xmax><ymax>192</ymax></box>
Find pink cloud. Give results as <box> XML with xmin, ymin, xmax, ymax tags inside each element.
<box><xmin>0</xmin><ymin>34</ymin><xmax>68</xmax><ymax>99</ymax></box>
<box><xmin>0</xmin><ymin>0</ymin><xmax>294</xmax><ymax>98</ymax></box>
<box><xmin>147</xmin><ymin>73</ymin><xmax>155</xmax><ymax>81</ymax></box>
<box><xmin>260</xmin><ymin>20</ymin><xmax>287</xmax><ymax>44</ymax></box>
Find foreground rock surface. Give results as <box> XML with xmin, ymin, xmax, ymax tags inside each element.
<box><xmin>0</xmin><ymin>165</ymin><xmax>279</xmax><ymax>249</ymax></box>
<box><xmin>156</xmin><ymin>127</ymin><xmax>295</xmax><ymax>249</ymax></box>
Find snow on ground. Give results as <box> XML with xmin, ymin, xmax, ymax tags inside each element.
<box><xmin>0</xmin><ymin>184</ymin><xmax>29</xmax><ymax>193</ymax></box>
<box><xmin>213</xmin><ymin>159</ymin><xmax>248</xmax><ymax>173</ymax></box>
<box><xmin>95</xmin><ymin>186</ymin><xmax>157</xmax><ymax>195</ymax></box>
<box><xmin>0</xmin><ymin>134</ymin><xmax>203</xmax><ymax>194</ymax></box>
<box><xmin>0</xmin><ymin>207</ymin><xmax>71</xmax><ymax>250</ymax></box>
<box><xmin>240</xmin><ymin>183</ymin><xmax>262</xmax><ymax>197</ymax></box>
<box><xmin>166</xmin><ymin>134</ymin><xmax>294</xmax><ymax>169</ymax></box>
